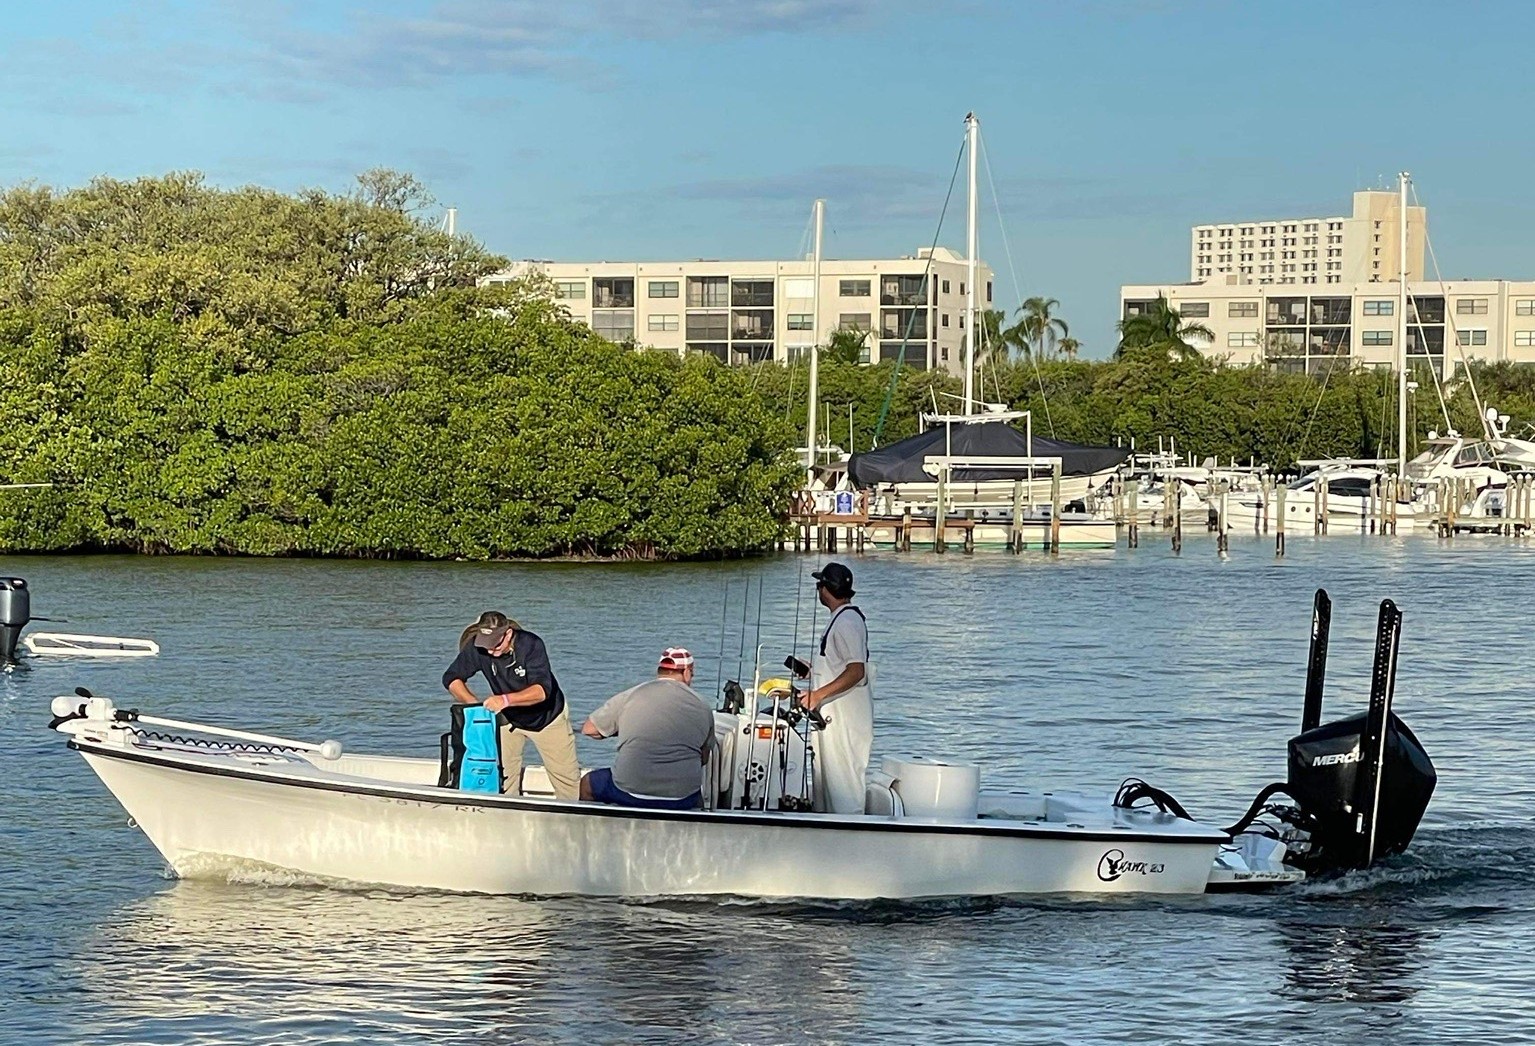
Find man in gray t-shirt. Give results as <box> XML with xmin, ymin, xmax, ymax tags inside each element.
<box><xmin>579</xmin><ymin>647</ymin><xmax>715</xmax><ymax>809</ymax></box>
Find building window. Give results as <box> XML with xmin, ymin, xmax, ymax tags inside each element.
<box><xmin>555</xmin><ymin>280</ymin><xmax>585</xmax><ymax>300</ymax></box>
<box><xmin>1516</xmin><ymin>300</ymin><xmax>1535</xmax><ymax>316</ymax></box>
<box><xmin>1229</xmin><ymin>301</ymin><xmax>1259</xmax><ymax>318</ymax></box>
<box><xmin>686</xmin><ymin>313</ymin><xmax>728</xmax><ymax>340</ymax></box>
<box><xmin>782</xmin><ymin>277</ymin><xmax>814</xmax><ymax>299</ymax></box>
<box><xmin>839</xmin><ymin>279</ymin><xmax>871</xmax><ymax>297</ymax></box>
<box><xmin>1456</xmin><ymin>299</ymin><xmax>1489</xmax><ymax>315</ymax></box>
<box><xmin>1456</xmin><ymin>329</ymin><xmax>1488</xmax><ymax>346</ymax></box>
<box><xmin>1180</xmin><ymin>302</ymin><xmax>1210</xmax><ymax>317</ymax></box>
<box><xmin>1362</xmin><ymin>330</ymin><xmax>1393</xmax><ymax>346</ymax></box>
<box><xmin>942</xmin><ymin>280</ymin><xmax>950</xmax><ymax>294</ymax></box>
<box><xmin>1516</xmin><ymin>331</ymin><xmax>1535</xmax><ymax>346</ymax></box>
<box><xmin>987</xmin><ymin>281</ymin><xmax>993</xmax><ymax>302</ymax></box>
<box><xmin>648</xmin><ymin>280</ymin><xmax>679</xmax><ymax>299</ymax></box>
<box><xmin>787</xmin><ymin>313</ymin><xmax>813</xmax><ymax>331</ymax></box>
<box><xmin>1362</xmin><ymin>300</ymin><xmax>1394</xmax><ymax>316</ymax></box>
<box><xmin>881</xmin><ymin>275</ymin><xmax>929</xmax><ymax>306</ymax></box>
<box><xmin>838</xmin><ymin>313</ymin><xmax>871</xmax><ymax>330</ymax></box>
<box><xmin>647</xmin><ymin>314</ymin><xmax>679</xmax><ymax>332</ymax></box>
<box><xmin>1228</xmin><ymin>332</ymin><xmax>1259</xmax><ymax>347</ymax></box>
<box><xmin>942</xmin><ymin>314</ymin><xmax>950</xmax><ymax>327</ymax></box>
<box><xmin>592</xmin><ymin>278</ymin><xmax>634</xmax><ymax>308</ymax></box>
<box><xmin>591</xmin><ymin>310</ymin><xmax>635</xmax><ymax>342</ymax></box>
<box><xmin>687</xmin><ymin>276</ymin><xmax>729</xmax><ymax>308</ymax></box>
<box><xmin>732</xmin><ymin>309</ymin><xmax>774</xmax><ymax>340</ymax></box>
<box><xmin>731</xmin><ymin>280</ymin><xmax>774</xmax><ymax>307</ymax></box>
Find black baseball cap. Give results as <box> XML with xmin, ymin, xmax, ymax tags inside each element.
<box><xmin>812</xmin><ymin>562</ymin><xmax>855</xmax><ymax>597</ymax></box>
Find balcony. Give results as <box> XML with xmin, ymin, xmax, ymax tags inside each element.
<box><xmin>881</xmin><ymin>308</ymin><xmax>929</xmax><ymax>340</ymax></box>
<box><xmin>731</xmin><ymin>280</ymin><xmax>774</xmax><ymax>307</ymax></box>
<box><xmin>1309</xmin><ymin>297</ymin><xmax>1351</xmax><ymax>325</ymax></box>
<box><xmin>880</xmin><ymin>275</ymin><xmax>929</xmax><ymax>307</ymax></box>
<box><xmin>731</xmin><ymin>309</ymin><xmax>774</xmax><ymax>341</ymax></box>
<box><xmin>879</xmin><ymin>341</ymin><xmax>928</xmax><ymax>368</ymax></box>
<box><xmin>592</xmin><ymin>278</ymin><xmax>635</xmax><ymax>309</ymax></box>
<box><xmin>731</xmin><ymin>344</ymin><xmax>774</xmax><ymax>365</ymax></box>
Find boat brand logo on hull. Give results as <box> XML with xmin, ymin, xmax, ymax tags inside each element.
<box><xmin>1096</xmin><ymin>849</ymin><xmax>1166</xmax><ymax>882</ymax></box>
<box><xmin>1311</xmin><ymin>747</ymin><xmax>1361</xmax><ymax>767</ymax></box>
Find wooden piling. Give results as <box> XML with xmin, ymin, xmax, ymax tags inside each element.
<box><xmin>1276</xmin><ymin>484</ymin><xmax>1287</xmax><ymax>557</ymax></box>
<box><xmin>1128</xmin><ymin>481</ymin><xmax>1140</xmax><ymax>548</ymax></box>
<box><xmin>963</xmin><ymin>509</ymin><xmax>975</xmax><ymax>554</ymax></box>
<box><xmin>1172</xmin><ymin>481</ymin><xmax>1183</xmax><ymax>554</ymax></box>
<box><xmin>1050</xmin><ymin>465</ymin><xmax>1062</xmax><ymax>554</ymax></box>
<box><xmin>1011</xmin><ymin>480</ymin><xmax>1024</xmax><ymax>554</ymax></box>
<box><xmin>1216</xmin><ymin>482</ymin><xmax>1229</xmax><ymax>555</ymax></box>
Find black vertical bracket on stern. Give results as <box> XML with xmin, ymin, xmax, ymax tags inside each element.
<box><xmin>1354</xmin><ymin>598</ymin><xmax>1403</xmax><ymax>868</ymax></box>
<box><xmin>1301</xmin><ymin>588</ymin><xmax>1332</xmax><ymax>733</ymax></box>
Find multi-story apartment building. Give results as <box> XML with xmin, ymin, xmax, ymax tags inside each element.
<box><xmin>1190</xmin><ymin>190</ymin><xmax>1426</xmax><ymax>286</ymax></box>
<box><xmin>485</xmin><ymin>247</ymin><xmax>995</xmax><ymax>375</ymax></box>
<box><xmin>1119</xmin><ymin>277</ymin><xmax>1535</xmax><ymax>377</ymax></box>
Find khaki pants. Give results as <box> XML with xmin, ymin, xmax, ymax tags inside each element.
<box><xmin>499</xmin><ymin>708</ymin><xmax>581</xmax><ymax>800</ymax></box>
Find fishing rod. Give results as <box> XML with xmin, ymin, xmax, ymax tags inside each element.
<box><xmin>751</xmin><ymin>575</ymin><xmax>764</xmax><ymax>694</ymax></box>
<box><xmin>716</xmin><ymin>580</ymin><xmax>729</xmax><ymax>708</ymax></box>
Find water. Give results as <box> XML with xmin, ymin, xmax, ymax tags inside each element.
<box><xmin>3</xmin><ymin>535</ymin><xmax>1534</xmax><ymax>1044</ymax></box>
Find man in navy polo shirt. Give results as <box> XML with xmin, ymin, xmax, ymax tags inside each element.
<box><xmin>442</xmin><ymin>614</ymin><xmax>580</xmax><ymax>801</ymax></box>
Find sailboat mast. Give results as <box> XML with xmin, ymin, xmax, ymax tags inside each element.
<box><xmin>806</xmin><ymin>198</ymin><xmax>825</xmax><ymax>473</ymax></box>
<box><xmin>1397</xmin><ymin>171</ymin><xmax>1409</xmax><ymax>477</ymax></box>
<box><xmin>964</xmin><ymin>112</ymin><xmax>979</xmax><ymax>416</ymax></box>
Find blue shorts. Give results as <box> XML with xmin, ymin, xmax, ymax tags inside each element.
<box><xmin>586</xmin><ymin>768</ymin><xmax>701</xmax><ymax>810</ymax></box>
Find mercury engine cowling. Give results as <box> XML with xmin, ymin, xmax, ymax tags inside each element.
<box><xmin>0</xmin><ymin>576</ymin><xmax>28</xmax><ymax>667</ymax></box>
<box><xmin>1226</xmin><ymin>590</ymin><xmax>1437</xmax><ymax>874</ymax></box>
<box><xmin>1287</xmin><ymin>709</ymin><xmax>1436</xmax><ymax>871</ymax></box>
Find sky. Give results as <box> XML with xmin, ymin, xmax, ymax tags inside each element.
<box><xmin>4</xmin><ymin>0</ymin><xmax>1535</xmax><ymax>355</ymax></box>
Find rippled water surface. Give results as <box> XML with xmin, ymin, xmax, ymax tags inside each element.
<box><xmin>4</xmin><ymin>534</ymin><xmax>1534</xmax><ymax>1044</ymax></box>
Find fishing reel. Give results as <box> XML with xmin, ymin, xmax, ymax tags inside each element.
<box><xmin>772</xmin><ymin>700</ymin><xmax>829</xmax><ymax>731</ymax></box>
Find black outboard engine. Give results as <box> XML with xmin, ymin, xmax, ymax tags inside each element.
<box><xmin>0</xmin><ymin>576</ymin><xmax>29</xmax><ymax>668</ymax></box>
<box><xmin>1227</xmin><ymin>590</ymin><xmax>1437</xmax><ymax>873</ymax></box>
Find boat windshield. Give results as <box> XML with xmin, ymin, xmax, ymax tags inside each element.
<box><xmin>1286</xmin><ymin>475</ymin><xmax>1316</xmax><ymax>491</ymax></box>
<box><xmin>1405</xmin><ymin>441</ymin><xmax>1456</xmax><ymax>480</ymax></box>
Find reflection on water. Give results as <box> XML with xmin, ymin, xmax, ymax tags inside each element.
<box><xmin>7</xmin><ymin>538</ymin><xmax>1535</xmax><ymax>1043</ymax></box>
<box><xmin>1277</xmin><ymin>918</ymin><xmax>1429</xmax><ymax>1004</ymax></box>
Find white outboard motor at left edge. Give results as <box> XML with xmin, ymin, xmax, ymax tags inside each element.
<box><xmin>0</xmin><ymin>577</ymin><xmax>28</xmax><ymax>668</ymax></box>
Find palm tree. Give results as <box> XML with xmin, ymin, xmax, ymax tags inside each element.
<box><xmin>1008</xmin><ymin>296</ymin><xmax>1069</xmax><ymax>358</ymax></box>
<box><xmin>977</xmin><ymin>308</ymin><xmax>1014</xmax><ymax>364</ymax></box>
<box><xmin>1057</xmin><ymin>336</ymin><xmax>1081</xmax><ymax>360</ymax></box>
<box><xmin>823</xmin><ymin>325</ymin><xmax>868</xmax><ymax>364</ymax></box>
<box><xmin>1115</xmin><ymin>295</ymin><xmax>1213</xmax><ymax>361</ymax></box>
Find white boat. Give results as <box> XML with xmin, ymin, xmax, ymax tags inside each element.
<box><xmin>49</xmin><ymin>591</ymin><xmax>1435</xmax><ymax>901</ymax></box>
<box><xmin>1229</xmin><ymin>465</ymin><xmax>1423</xmax><ymax>530</ymax></box>
<box><xmin>23</xmin><ymin>631</ymin><xmax>160</xmax><ymax>658</ymax></box>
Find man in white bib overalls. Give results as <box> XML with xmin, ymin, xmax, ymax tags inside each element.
<box><xmin>800</xmin><ymin>562</ymin><xmax>873</xmax><ymax>814</ymax></box>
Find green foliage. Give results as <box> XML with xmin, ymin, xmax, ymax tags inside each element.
<box><xmin>1116</xmin><ymin>295</ymin><xmax>1215</xmax><ymax>363</ymax></box>
<box><xmin>822</xmin><ymin>326</ymin><xmax>868</xmax><ymax>365</ymax></box>
<box><xmin>0</xmin><ymin>173</ymin><xmax>799</xmax><ymax>559</ymax></box>
<box><xmin>4</xmin><ymin>171</ymin><xmax>1533</xmax><ymax>560</ymax></box>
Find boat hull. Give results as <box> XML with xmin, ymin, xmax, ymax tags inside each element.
<box><xmin>79</xmin><ymin>744</ymin><xmax>1221</xmax><ymax>899</ymax></box>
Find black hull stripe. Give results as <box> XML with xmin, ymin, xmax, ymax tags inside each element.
<box><xmin>69</xmin><ymin>740</ymin><xmax>1228</xmax><ymax>845</ymax></box>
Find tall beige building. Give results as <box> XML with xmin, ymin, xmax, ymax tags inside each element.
<box><xmin>1191</xmin><ymin>190</ymin><xmax>1426</xmax><ymax>286</ymax></box>
<box><xmin>484</xmin><ymin>248</ymin><xmax>995</xmax><ymax>375</ymax></box>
